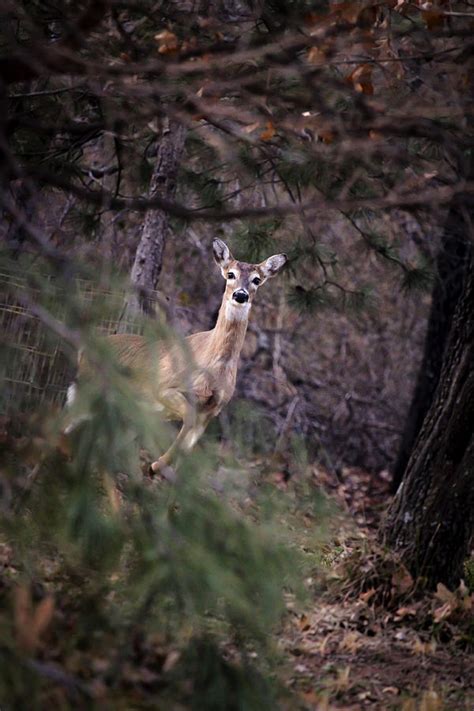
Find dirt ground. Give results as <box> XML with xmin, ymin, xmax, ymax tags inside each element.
<box><xmin>1</xmin><ymin>457</ymin><xmax>473</xmax><ymax>710</ymax></box>
<box><xmin>279</xmin><ymin>465</ymin><xmax>474</xmax><ymax>711</ymax></box>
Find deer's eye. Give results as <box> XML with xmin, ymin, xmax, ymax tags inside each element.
<box><xmin>227</xmin><ymin>272</ymin><xmax>236</xmax><ymax>280</ymax></box>
<box><xmin>252</xmin><ymin>277</ymin><xmax>261</xmax><ymax>285</ymax></box>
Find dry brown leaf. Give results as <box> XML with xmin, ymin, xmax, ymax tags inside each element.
<box><xmin>154</xmin><ymin>30</ymin><xmax>179</xmax><ymax>55</ymax></box>
<box><xmin>260</xmin><ymin>121</ymin><xmax>276</xmax><ymax>141</ymax></box>
<box><xmin>307</xmin><ymin>46</ymin><xmax>327</xmax><ymax>65</ymax></box>
<box><xmin>369</xmin><ymin>129</ymin><xmax>383</xmax><ymax>141</ymax></box>
<box><xmin>433</xmin><ymin>601</ymin><xmax>453</xmax><ymax>623</ymax></box>
<box><xmin>347</xmin><ymin>64</ymin><xmax>374</xmax><ymax>95</ymax></box>
<box><xmin>394</xmin><ymin>605</ymin><xmax>418</xmax><ymax>620</ymax></box>
<box><xmin>318</xmin><ymin>129</ymin><xmax>336</xmax><ymax>144</ymax></box>
<box><xmin>339</xmin><ymin>631</ymin><xmax>362</xmax><ymax>653</ymax></box>
<box><xmin>411</xmin><ymin>636</ymin><xmax>437</xmax><ymax>655</ymax></box>
<box><xmin>422</xmin><ymin>9</ymin><xmax>444</xmax><ymax>30</ymax></box>
<box><xmin>298</xmin><ymin>613</ymin><xmax>311</xmax><ymax>631</ymax></box>
<box><xmin>435</xmin><ymin>582</ymin><xmax>455</xmax><ymax>604</ymax></box>
<box><xmin>243</xmin><ymin>121</ymin><xmax>261</xmax><ymax>134</ymax></box>
<box><xmin>359</xmin><ymin>587</ymin><xmax>376</xmax><ymax>604</ymax></box>
<box><xmin>391</xmin><ymin>566</ymin><xmax>414</xmax><ymax>594</ymax></box>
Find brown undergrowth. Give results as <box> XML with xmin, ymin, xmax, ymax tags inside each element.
<box><xmin>280</xmin><ymin>464</ymin><xmax>474</xmax><ymax>711</ymax></box>
<box><xmin>1</xmin><ymin>430</ymin><xmax>473</xmax><ymax>711</ymax></box>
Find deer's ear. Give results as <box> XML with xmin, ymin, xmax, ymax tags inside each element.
<box><xmin>260</xmin><ymin>253</ymin><xmax>287</xmax><ymax>279</ymax></box>
<box><xmin>213</xmin><ymin>239</ymin><xmax>233</xmax><ymax>269</ymax></box>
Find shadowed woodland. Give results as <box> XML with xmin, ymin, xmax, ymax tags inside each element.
<box><xmin>0</xmin><ymin>1</ymin><xmax>473</xmax><ymax>709</ymax></box>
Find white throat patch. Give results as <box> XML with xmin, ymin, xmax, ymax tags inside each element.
<box><xmin>225</xmin><ymin>300</ymin><xmax>251</xmax><ymax>322</ymax></box>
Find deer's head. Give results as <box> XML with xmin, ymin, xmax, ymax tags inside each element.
<box><xmin>212</xmin><ymin>239</ymin><xmax>287</xmax><ymax>318</ymax></box>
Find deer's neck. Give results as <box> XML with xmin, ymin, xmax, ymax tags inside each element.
<box><xmin>208</xmin><ymin>297</ymin><xmax>250</xmax><ymax>365</ymax></box>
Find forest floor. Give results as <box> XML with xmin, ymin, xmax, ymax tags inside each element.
<box><xmin>278</xmin><ymin>465</ymin><xmax>474</xmax><ymax>711</ymax></box>
<box><xmin>1</xmin><ymin>456</ymin><xmax>473</xmax><ymax>710</ymax></box>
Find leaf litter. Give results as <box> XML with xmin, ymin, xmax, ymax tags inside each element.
<box><xmin>1</xmin><ymin>450</ymin><xmax>474</xmax><ymax>709</ymax></box>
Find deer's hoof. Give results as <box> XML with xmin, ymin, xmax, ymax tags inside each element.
<box><xmin>150</xmin><ymin>460</ymin><xmax>162</xmax><ymax>475</ymax></box>
<box><xmin>150</xmin><ymin>459</ymin><xmax>176</xmax><ymax>483</ymax></box>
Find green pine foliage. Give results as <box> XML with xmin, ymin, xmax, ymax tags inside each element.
<box><xmin>180</xmin><ymin>168</ymin><xmax>224</xmax><ymax>210</ymax></box>
<box><xmin>231</xmin><ymin>220</ymin><xmax>282</xmax><ymax>262</ymax></box>
<box><xmin>0</xmin><ymin>259</ymin><xmax>324</xmax><ymax>708</ymax></box>
<box><xmin>168</xmin><ymin>636</ymin><xmax>281</xmax><ymax>711</ymax></box>
<box><xmin>287</xmin><ymin>283</ymin><xmax>332</xmax><ymax>313</ymax></box>
<box><xmin>402</xmin><ymin>259</ymin><xmax>435</xmax><ymax>293</ymax></box>
<box><xmin>287</xmin><ymin>282</ymin><xmax>373</xmax><ymax>314</ymax></box>
<box><xmin>362</xmin><ymin>230</ymin><xmax>403</xmax><ymax>265</ymax></box>
<box><xmin>66</xmin><ymin>203</ymin><xmax>102</xmax><ymax>241</ymax></box>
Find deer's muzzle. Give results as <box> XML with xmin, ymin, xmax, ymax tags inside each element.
<box><xmin>232</xmin><ymin>289</ymin><xmax>249</xmax><ymax>303</ymax></box>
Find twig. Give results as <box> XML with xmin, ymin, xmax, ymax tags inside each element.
<box><xmin>275</xmin><ymin>396</ymin><xmax>300</xmax><ymax>453</ymax></box>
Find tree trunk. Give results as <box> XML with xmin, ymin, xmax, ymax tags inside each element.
<box><xmin>122</xmin><ymin>118</ymin><xmax>186</xmax><ymax>321</ymax></box>
<box><xmin>121</xmin><ymin>0</ymin><xmax>257</xmax><ymax>324</ymax></box>
<box><xmin>382</xmin><ymin>244</ymin><xmax>474</xmax><ymax>589</ymax></box>
<box><xmin>98</xmin><ymin>132</ymin><xmax>120</xmax><ymax>263</ymax></box>
<box><xmin>392</xmin><ymin>140</ymin><xmax>474</xmax><ymax>493</ymax></box>
<box><xmin>391</xmin><ymin>206</ymin><xmax>472</xmax><ymax>492</ymax></box>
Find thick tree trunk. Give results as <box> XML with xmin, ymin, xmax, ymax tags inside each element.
<box><xmin>391</xmin><ymin>207</ymin><xmax>471</xmax><ymax>492</ymax></box>
<box><xmin>382</xmin><ymin>246</ymin><xmax>474</xmax><ymax>589</ymax></box>
<box><xmin>392</xmin><ymin>141</ymin><xmax>474</xmax><ymax>492</ymax></box>
<box><xmin>122</xmin><ymin>119</ymin><xmax>186</xmax><ymax>320</ymax></box>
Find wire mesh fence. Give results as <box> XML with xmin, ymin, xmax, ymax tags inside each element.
<box><xmin>0</xmin><ymin>271</ymin><xmax>144</xmax><ymax>413</ymax></box>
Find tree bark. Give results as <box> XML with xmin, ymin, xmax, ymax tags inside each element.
<box><xmin>391</xmin><ymin>206</ymin><xmax>472</xmax><ymax>492</ymax></box>
<box><xmin>382</xmin><ymin>243</ymin><xmax>474</xmax><ymax>589</ymax></box>
<box><xmin>392</xmin><ymin>138</ymin><xmax>474</xmax><ymax>493</ymax></box>
<box><xmin>122</xmin><ymin>119</ymin><xmax>186</xmax><ymax>321</ymax></box>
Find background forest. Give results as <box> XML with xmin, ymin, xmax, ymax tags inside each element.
<box><xmin>0</xmin><ymin>1</ymin><xmax>473</xmax><ymax>709</ymax></box>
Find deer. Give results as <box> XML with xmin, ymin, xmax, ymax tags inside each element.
<box><xmin>67</xmin><ymin>239</ymin><xmax>287</xmax><ymax>472</ymax></box>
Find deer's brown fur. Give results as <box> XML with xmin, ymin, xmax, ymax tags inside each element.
<box><xmin>73</xmin><ymin>239</ymin><xmax>287</xmax><ymax>471</ymax></box>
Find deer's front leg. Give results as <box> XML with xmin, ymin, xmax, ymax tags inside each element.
<box><xmin>181</xmin><ymin>413</ymin><xmax>212</xmax><ymax>452</ymax></box>
<box><xmin>150</xmin><ymin>390</ymin><xmax>195</xmax><ymax>473</ymax></box>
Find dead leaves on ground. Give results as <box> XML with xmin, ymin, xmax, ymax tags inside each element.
<box><xmin>154</xmin><ymin>30</ymin><xmax>180</xmax><ymax>55</ymax></box>
<box><xmin>287</xmin><ymin>591</ymin><xmax>473</xmax><ymax>709</ymax></box>
<box><xmin>346</xmin><ymin>64</ymin><xmax>374</xmax><ymax>95</ymax></box>
<box><xmin>332</xmin><ymin>539</ymin><xmax>474</xmax><ymax>641</ymax></box>
<box><xmin>432</xmin><ymin>580</ymin><xmax>473</xmax><ymax>624</ymax></box>
<box><xmin>313</xmin><ymin>465</ymin><xmax>391</xmax><ymax>531</ymax></box>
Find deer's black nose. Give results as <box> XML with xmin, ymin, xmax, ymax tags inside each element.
<box><xmin>233</xmin><ymin>289</ymin><xmax>249</xmax><ymax>303</ymax></box>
